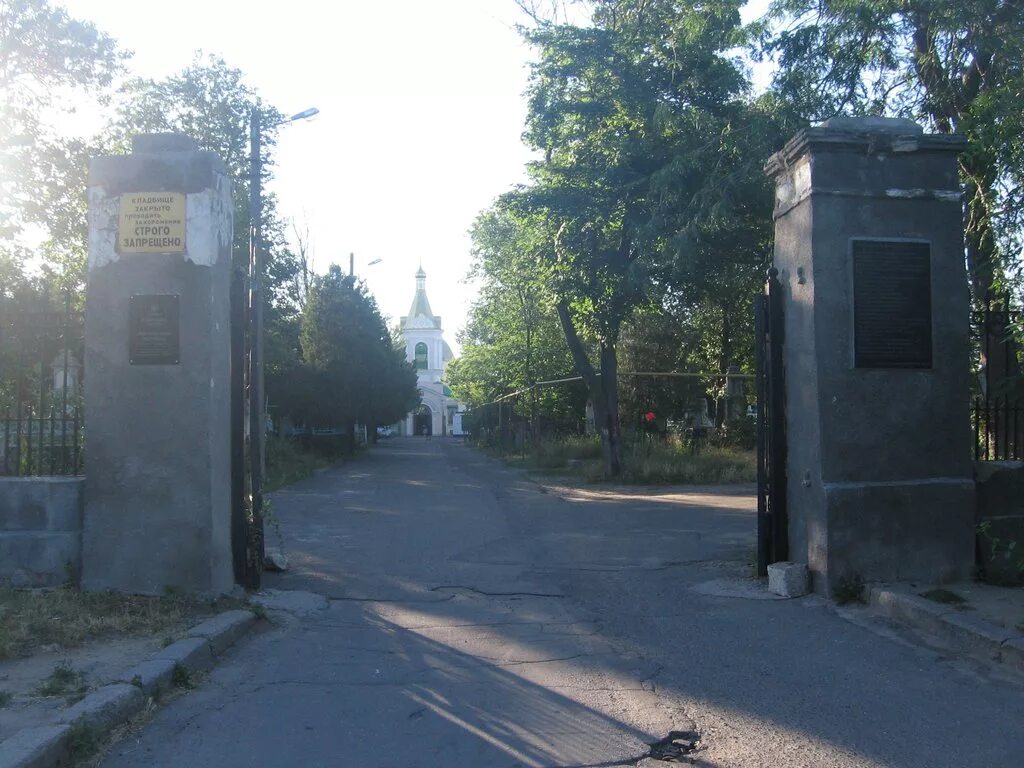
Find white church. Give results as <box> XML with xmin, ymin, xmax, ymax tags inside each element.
<box><xmin>397</xmin><ymin>266</ymin><xmax>466</xmax><ymax>436</ymax></box>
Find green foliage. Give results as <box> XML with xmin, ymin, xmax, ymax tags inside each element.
<box><xmin>279</xmin><ymin>265</ymin><xmax>418</xmax><ymax>434</ymax></box>
<box><xmin>832</xmin><ymin>576</ymin><xmax>866</xmax><ymax>606</ymax></box>
<box><xmin>264</xmin><ymin>434</ymin><xmax>343</xmax><ymax>491</ymax></box>
<box><xmin>171</xmin><ymin>662</ymin><xmax>195</xmax><ymax>689</ymax></box>
<box><xmin>67</xmin><ymin>720</ymin><xmax>102</xmax><ymax>762</ymax></box>
<box><xmin>463</xmin><ymin>1</ymin><xmax>795</xmax><ymax>474</ymax></box>
<box><xmin>0</xmin><ymin>689</ymin><xmax>11</xmax><ymax>707</ymax></box>
<box><xmin>36</xmin><ymin>662</ymin><xmax>86</xmax><ymax>697</ymax></box>
<box><xmin>761</xmin><ymin>0</ymin><xmax>1024</xmax><ymax>295</ymax></box>
<box><xmin>0</xmin><ymin>0</ymin><xmax>125</xmax><ymax>288</ymax></box>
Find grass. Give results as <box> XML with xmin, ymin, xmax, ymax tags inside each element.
<box><xmin>36</xmin><ymin>662</ymin><xmax>87</xmax><ymax>697</ymax></box>
<box><xmin>0</xmin><ymin>586</ymin><xmax>247</xmax><ymax>661</ymax></box>
<box><xmin>171</xmin><ymin>662</ymin><xmax>197</xmax><ymax>689</ymax></box>
<box><xmin>265</xmin><ymin>435</ymin><xmax>345</xmax><ymax>491</ymax></box>
<box><xmin>832</xmin><ymin>575</ymin><xmax>866</xmax><ymax>605</ymax></box>
<box><xmin>67</xmin><ymin>721</ymin><xmax>102</xmax><ymax>762</ymax></box>
<box><xmin>493</xmin><ymin>435</ymin><xmax>756</xmax><ymax>485</ymax></box>
<box><xmin>0</xmin><ymin>690</ymin><xmax>12</xmax><ymax>707</ymax></box>
<box><xmin>920</xmin><ymin>588</ymin><xmax>967</xmax><ymax>606</ymax></box>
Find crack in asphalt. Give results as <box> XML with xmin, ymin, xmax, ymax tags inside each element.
<box><xmin>428</xmin><ymin>584</ymin><xmax>567</xmax><ymax>598</ymax></box>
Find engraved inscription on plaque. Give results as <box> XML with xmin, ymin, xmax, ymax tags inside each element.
<box><xmin>129</xmin><ymin>294</ymin><xmax>180</xmax><ymax>365</ymax></box>
<box><xmin>852</xmin><ymin>239</ymin><xmax>932</xmax><ymax>369</ymax></box>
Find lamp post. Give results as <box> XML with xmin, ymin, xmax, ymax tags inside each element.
<box><xmin>246</xmin><ymin>104</ymin><xmax>318</xmax><ymax>586</ymax></box>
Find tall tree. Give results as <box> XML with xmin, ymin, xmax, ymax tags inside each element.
<box><xmin>295</xmin><ymin>266</ymin><xmax>418</xmax><ymax>439</ymax></box>
<box><xmin>110</xmin><ymin>53</ymin><xmax>304</xmax><ymax>385</ymax></box>
<box><xmin>513</xmin><ymin>0</ymin><xmax>775</xmax><ymax>473</ymax></box>
<box><xmin>0</xmin><ymin>0</ymin><xmax>125</xmax><ymax>285</ymax></box>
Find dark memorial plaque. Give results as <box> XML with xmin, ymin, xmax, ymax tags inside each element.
<box><xmin>852</xmin><ymin>239</ymin><xmax>932</xmax><ymax>368</ymax></box>
<box><xmin>129</xmin><ymin>294</ymin><xmax>179</xmax><ymax>365</ymax></box>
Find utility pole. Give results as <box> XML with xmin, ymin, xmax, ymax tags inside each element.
<box><xmin>247</xmin><ymin>106</ymin><xmax>265</xmax><ymax>587</ymax></box>
<box><xmin>349</xmin><ymin>252</ymin><xmax>355</xmax><ymax>277</ymax></box>
<box><xmin>244</xmin><ymin>104</ymin><xmax>318</xmax><ymax>589</ymax></box>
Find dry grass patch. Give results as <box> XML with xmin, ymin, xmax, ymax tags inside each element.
<box><xmin>0</xmin><ymin>587</ymin><xmax>247</xmax><ymax>660</ymax></box>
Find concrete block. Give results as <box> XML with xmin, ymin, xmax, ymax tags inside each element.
<box><xmin>118</xmin><ymin>658</ymin><xmax>175</xmax><ymax>698</ymax></box>
<box><xmin>186</xmin><ymin>609</ymin><xmax>256</xmax><ymax>656</ymax></box>
<box><xmin>57</xmin><ymin>683</ymin><xmax>145</xmax><ymax>732</ymax></box>
<box><xmin>0</xmin><ymin>725</ymin><xmax>71</xmax><ymax>768</ymax></box>
<box><xmin>767</xmin><ymin>562</ymin><xmax>810</xmax><ymax>597</ymax></box>
<box><xmin>153</xmin><ymin>636</ymin><xmax>213</xmax><ymax>673</ymax></box>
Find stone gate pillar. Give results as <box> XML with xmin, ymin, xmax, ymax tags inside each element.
<box><xmin>766</xmin><ymin>117</ymin><xmax>974</xmax><ymax>592</ymax></box>
<box><xmin>82</xmin><ymin>134</ymin><xmax>234</xmax><ymax>595</ymax></box>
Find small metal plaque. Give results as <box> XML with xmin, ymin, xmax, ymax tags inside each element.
<box><xmin>129</xmin><ymin>294</ymin><xmax>179</xmax><ymax>365</ymax></box>
<box><xmin>852</xmin><ymin>239</ymin><xmax>932</xmax><ymax>368</ymax></box>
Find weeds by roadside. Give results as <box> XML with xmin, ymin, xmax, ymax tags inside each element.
<box><xmin>265</xmin><ymin>434</ymin><xmax>346</xmax><ymax>491</ymax></box>
<box><xmin>0</xmin><ymin>587</ymin><xmax>247</xmax><ymax>661</ymax></box>
<box><xmin>36</xmin><ymin>662</ymin><xmax>88</xmax><ymax>698</ymax></box>
<box><xmin>490</xmin><ymin>435</ymin><xmax>755</xmax><ymax>485</ymax></box>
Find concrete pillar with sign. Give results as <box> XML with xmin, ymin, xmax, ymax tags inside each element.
<box><xmin>82</xmin><ymin>134</ymin><xmax>235</xmax><ymax>595</ymax></box>
<box><xmin>765</xmin><ymin>117</ymin><xmax>974</xmax><ymax>593</ymax></box>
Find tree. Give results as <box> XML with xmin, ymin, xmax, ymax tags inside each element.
<box><xmin>109</xmin><ymin>53</ymin><xmax>305</xmax><ymax>389</ymax></box>
<box><xmin>761</xmin><ymin>0</ymin><xmax>1024</xmax><ymax>389</ymax></box>
<box><xmin>293</xmin><ymin>265</ymin><xmax>418</xmax><ymax>440</ymax></box>
<box><xmin>0</xmin><ymin>0</ymin><xmax>125</xmax><ymax>286</ymax></box>
<box><xmin>446</xmin><ymin>205</ymin><xmax>584</xmax><ymax>429</ymax></box>
<box><xmin>511</xmin><ymin>0</ymin><xmax>776</xmax><ymax>473</ymax></box>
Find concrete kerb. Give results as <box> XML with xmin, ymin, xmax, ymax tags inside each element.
<box><xmin>0</xmin><ymin>609</ymin><xmax>259</xmax><ymax>768</ymax></box>
<box><xmin>868</xmin><ymin>585</ymin><xmax>1024</xmax><ymax>670</ymax></box>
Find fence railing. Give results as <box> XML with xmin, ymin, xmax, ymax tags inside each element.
<box><xmin>973</xmin><ymin>397</ymin><xmax>1022</xmax><ymax>461</ymax></box>
<box><xmin>971</xmin><ymin>292</ymin><xmax>1022</xmax><ymax>462</ymax></box>
<box><xmin>0</xmin><ymin>292</ymin><xmax>84</xmax><ymax>476</ymax></box>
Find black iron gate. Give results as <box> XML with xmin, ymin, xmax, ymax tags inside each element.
<box><xmin>755</xmin><ymin>267</ymin><xmax>788</xmax><ymax>576</ymax></box>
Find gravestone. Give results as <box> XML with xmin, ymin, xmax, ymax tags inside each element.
<box><xmin>765</xmin><ymin>117</ymin><xmax>974</xmax><ymax>592</ymax></box>
<box><xmin>82</xmin><ymin>134</ymin><xmax>234</xmax><ymax>595</ymax></box>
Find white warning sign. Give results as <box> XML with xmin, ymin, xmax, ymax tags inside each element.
<box><xmin>118</xmin><ymin>193</ymin><xmax>186</xmax><ymax>254</ymax></box>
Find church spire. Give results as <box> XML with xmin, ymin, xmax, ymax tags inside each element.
<box><xmin>402</xmin><ymin>264</ymin><xmax>438</xmax><ymax>329</ymax></box>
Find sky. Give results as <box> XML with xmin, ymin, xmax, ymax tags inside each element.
<box><xmin>58</xmin><ymin>0</ymin><xmax>770</xmax><ymax>351</ymax></box>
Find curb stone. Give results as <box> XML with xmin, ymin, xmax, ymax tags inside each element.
<box><xmin>0</xmin><ymin>609</ymin><xmax>258</xmax><ymax>768</ymax></box>
<box><xmin>0</xmin><ymin>726</ymin><xmax>71</xmax><ymax>768</ymax></box>
<box><xmin>868</xmin><ymin>585</ymin><xmax>1024</xmax><ymax>670</ymax></box>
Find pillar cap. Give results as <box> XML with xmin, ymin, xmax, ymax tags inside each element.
<box><xmin>131</xmin><ymin>133</ymin><xmax>199</xmax><ymax>154</ymax></box>
<box><xmin>765</xmin><ymin>122</ymin><xmax>967</xmax><ymax>179</ymax></box>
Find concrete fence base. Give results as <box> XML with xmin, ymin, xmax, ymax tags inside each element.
<box><xmin>0</xmin><ymin>477</ymin><xmax>83</xmax><ymax>587</ymax></box>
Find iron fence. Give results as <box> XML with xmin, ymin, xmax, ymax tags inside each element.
<box><xmin>971</xmin><ymin>292</ymin><xmax>1022</xmax><ymax>461</ymax></box>
<box><xmin>0</xmin><ymin>291</ymin><xmax>84</xmax><ymax>476</ymax></box>
<box><xmin>464</xmin><ymin>370</ymin><xmax>755</xmax><ymax>456</ymax></box>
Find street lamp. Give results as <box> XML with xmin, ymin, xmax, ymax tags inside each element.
<box><xmin>349</xmin><ymin>253</ymin><xmax>384</xmax><ymax>276</ymax></box>
<box><xmin>246</xmin><ymin>103</ymin><xmax>318</xmax><ymax>586</ymax></box>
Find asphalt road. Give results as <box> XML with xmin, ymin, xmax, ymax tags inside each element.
<box><xmin>102</xmin><ymin>438</ymin><xmax>1024</xmax><ymax>767</ymax></box>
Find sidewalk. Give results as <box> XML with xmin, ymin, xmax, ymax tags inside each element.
<box><xmin>0</xmin><ymin>608</ymin><xmax>258</xmax><ymax>768</ymax></box>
